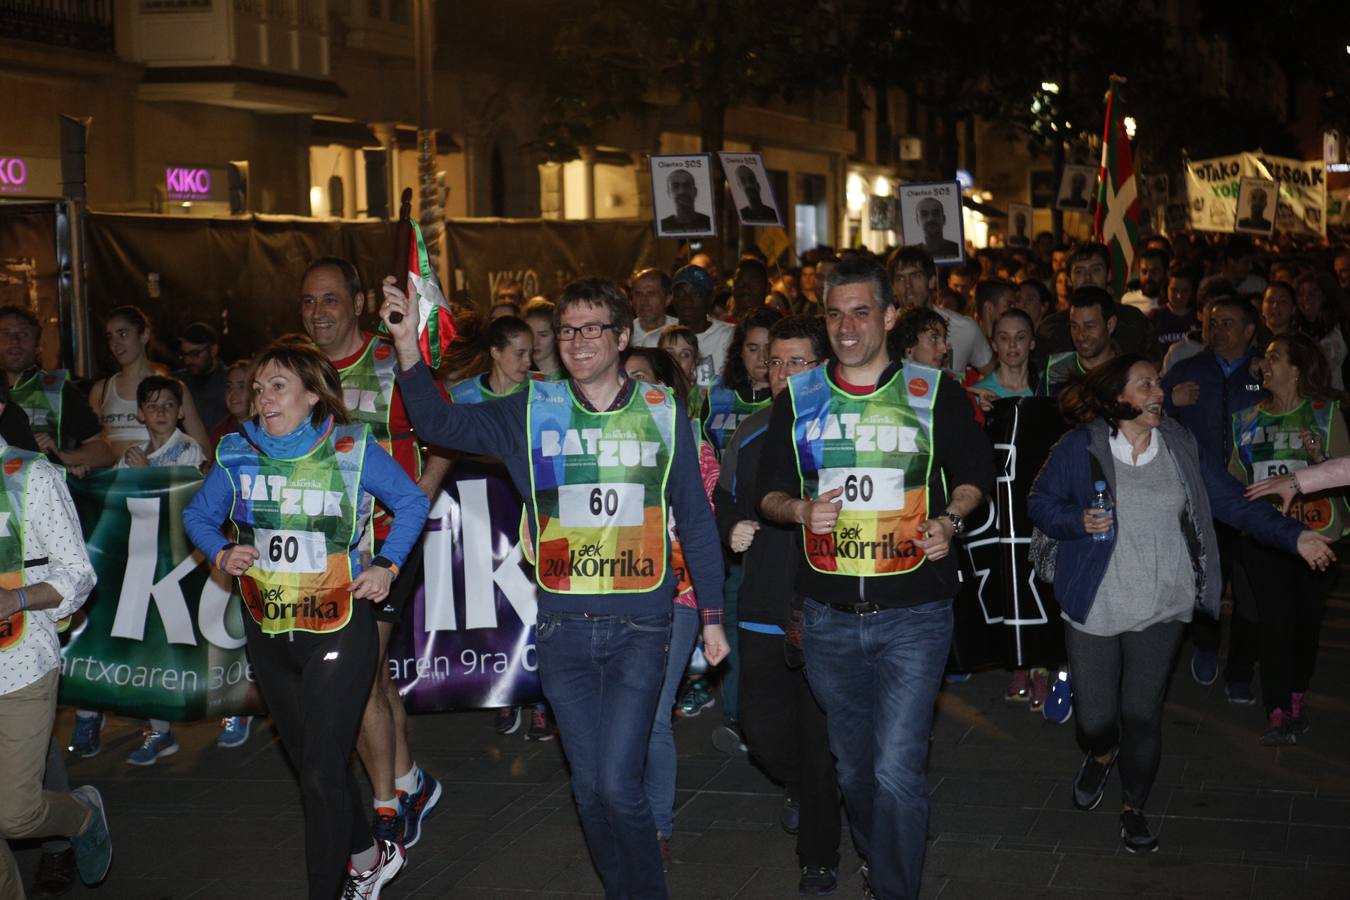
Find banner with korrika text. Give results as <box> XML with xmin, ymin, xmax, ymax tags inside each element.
<box><xmin>58</xmin><ymin>465</ymin><xmax>543</xmax><ymax>720</ymax></box>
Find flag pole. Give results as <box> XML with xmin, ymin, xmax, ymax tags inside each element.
<box><xmin>388</xmin><ymin>187</ymin><xmax>414</xmax><ymax>324</ymax></box>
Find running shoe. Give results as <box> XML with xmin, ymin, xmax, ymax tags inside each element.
<box><xmin>1190</xmin><ymin>648</ymin><xmax>1218</xmax><ymax>686</ymax></box>
<box><xmin>494</xmin><ymin>706</ymin><xmax>523</xmax><ymax>735</ymax></box>
<box><xmin>400</xmin><ymin>767</ymin><xmax>442</xmax><ymax>849</ymax></box>
<box><xmin>525</xmin><ymin>705</ymin><xmax>555</xmax><ymax>741</ymax></box>
<box><xmin>1005</xmin><ymin>669</ymin><xmax>1030</xmax><ymax>703</ymax></box>
<box><xmin>1071</xmin><ymin>748</ymin><xmax>1118</xmax><ymax>811</ymax></box>
<box><xmin>1290</xmin><ymin>692</ymin><xmax>1310</xmax><ymax>735</ymax></box>
<box><xmin>69</xmin><ymin>786</ymin><xmax>112</xmax><ymax>886</ymax></box>
<box><xmin>1119</xmin><ymin>808</ymin><xmax>1158</xmax><ymax>853</ymax></box>
<box><xmin>217</xmin><ymin>716</ymin><xmax>252</xmax><ymax>748</ymax></box>
<box><xmin>798</xmin><ymin>865</ymin><xmax>838</xmax><ymax>895</ymax></box>
<box><xmin>1225</xmin><ymin>681</ymin><xmax>1256</xmax><ymax>705</ymax></box>
<box><xmin>675</xmin><ymin>684</ymin><xmax>716</xmax><ymax>718</ymax></box>
<box><xmin>711</xmin><ymin>723</ymin><xmax>747</xmax><ymax>755</ymax></box>
<box><xmin>1259</xmin><ymin>709</ymin><xmax>1297</xmax><ymax>746</ymax></box>
<box><xmin>1028</xmin><ymin>668</ymin><xmax>1050</xmax><ymax>712</ymax></box>
<box><xmin>126</xmin><ymin>729</ymin><xmax>178</xmax><ymax>766</ymax></box>
<box><xmin>68</xmin><ymin>714</ymin><xmax>104</xmax><ymax>758</ymax></box>
<box><xmin>371</xmin><ymin>809</ymin><xmax>404</xmax><ymax>847</ymax></box>
<box><xmin>1043</xmin><ymin>670</ymin><xmax>1073</xmax><ymax>724</ymax></box>
<box><xmin>342</xmin><ymin>839</ymin><xmax>404</xmax><ymax>900</ymax></box>
<box><xmin>31</xmin><ymin>847</ymin><xmax>76</xmax><ymax>899</ymax></box>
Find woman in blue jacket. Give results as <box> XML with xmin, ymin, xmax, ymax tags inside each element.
<box><xmin>1028</xmin><ymin>354</ymin><xmax>1333</xmax><ymax>855</ymax></box>
<box><xmin>183</xmin><ymin>344</ymin><xmax>429</xmax><ymax>900</ymax></box>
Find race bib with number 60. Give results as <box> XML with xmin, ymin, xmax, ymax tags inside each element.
<box><xmin>817</xmin><ymin>467</ymin><xmax>904</xmax><ymax>512</ymax></box>
<box><xmin>557</xmin><ymin>483</ymin><xmax>645</xmax><ymax>528</ymax></box>
<box><xmin>253</xmin><ymin>528</ymin><xmax>328</xmax><ymax>574</ymax></box>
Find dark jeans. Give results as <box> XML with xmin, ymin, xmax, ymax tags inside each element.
<box><xmin>245</xmin><ymin>604</ymin><xmax>378</xmax><ymax>900</ymax></box>
<box><xmin>802</xmin><ymin>597</ymin><xmax>953</xmax><ymax>900</ymax></box>
<box><xmin>1063</xmin><ymin>619</ymin><xmax>1185</xmax><ymax>811</ymax></box>
<box><xmin>738</xmin><ymin>627</ymin><xmax>841</xmax><ymax>869</ymax></box>
<box><xmin>1190</xmin><ymin>523</ymin><xmax>1260</xmax><ymax>683</ymax></box>
<box><xmin>1240</xmin><ymin>538</ymin><xmax>1336</xmax><ymax>714</ymax></box>
<box><xmin>536</xmin><ymin>611</ymin><xmax>672</xmax><ymax>900</ymax></box>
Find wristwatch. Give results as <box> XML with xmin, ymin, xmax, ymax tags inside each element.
<box><xmin>942</xmin><ymin>511</ymin><xmax>965</xmax><ymax>536</ymax></box>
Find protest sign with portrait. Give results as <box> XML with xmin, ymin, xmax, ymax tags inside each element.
<box><xmin>898</xmin><ymin>181</ymin><xmax>964</xmax><ymax>265</ymax></box>
<box><xmin>649</xmin><ymin>154</ymin><xmax>717</xmax><ymax>238</ymax></box>
<box><xmin>1235</xmin><ymin>176</ymin><xmax>1277</xmax><ymax>237</ymax></box>
<box><xmin>1056</xmin><ymin>164</ymin><xmax>1097</xmax><ymax>212</ymax></box>
<box><xmin>718</xmin><ymin>151</ymin><xmax>782</xmax><ymax>227</ymax></box>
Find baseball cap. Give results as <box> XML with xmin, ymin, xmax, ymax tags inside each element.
<box><xmin>672</xmin><ymin>265</ymin><xmax>715</xmax><ymax>294</ymax></box>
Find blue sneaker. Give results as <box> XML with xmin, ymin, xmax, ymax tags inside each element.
<box><xmin>69</xmin><ymin>714</ymin><xmax>104</xmax><ymax>758</ymax></box>
<box><xmin>944</xmin><ymin>672</ymin><xmax>973</xmax><ymax>684</ymax></box>
<box><xmin>372</xmin><ymin>808</ymin><xmax>405</xmax><ymax>848</ymax></box>
<box><xmin>126</xmin><ymin>729</ymin><xmax>178</xmax><ymax>766</ymax></box>
<box><xmin>1043</xmin><ymin>670</ymin><xmax>1073</xmax><ymax>724</ymax></box>
<box><xmin>400</xmin><ymin>768</ymin><xmax>442</xmax><ymax>849</ymax></box>
<box><xmin>1191</xmin><ymin>648</ymin><xmax>1218</xmax><ymax>686</ymax></box>
<box><xmin>217</xmin><ymin>716</ymin><xmax>252</xmax><ymax>749</ymax></box>
<box><xmin>69</xmin><ymin>785</ymin><xmax>112</xmax><ymax>886</ymax></box>
<box><xmin>674</xmin><ymin>684</ymin><xmax>715</xmax><ymax>718</ymax></box>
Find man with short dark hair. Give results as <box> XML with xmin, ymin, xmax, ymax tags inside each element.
<box><xmin>1038</xmin><ymin>287</ymin><xmax>1119</xmax><ymax>397</ymax></box>
<box><xmin>1163</xmin><ymin>294</ymin><xmax>1266</xmax><ymax>700</ymax></box>
<box><xmin>1121</xmin><ymin>248</ymin><xmax>1170</xmax><ymax>313</ymax></box>
<box><xmin>629</xmin><ymin>268</ymin><xmax>677</xmax><ymax>347</ymax></box>
<box><xmin>887</xmin><ymin>247</ymin><xmax>992</xmax><ymax>376</ymax></box>
<box><xmin>381</xmin><ymin>276</ymin><xmax>729</xmax><ymax>899</ymax></box>
<box><xmin>0</xmin><ymin>306</ymin><xmax>114</xmax><ymax>473</ymax></box>
<box><xmin>671</xmin><ymin>264</ymin><xmax>734</xmax><ymax>386</ymax></box>
<box><xmin>946</xmin><ymin>260</ymin><xmax>980</xmax><ymax>313</ymax></box>
<box><xmin>974</xmin><ymin>279</ymin><xmax>1016</xmax><ymax>341</ymax></box>
<box><xmin>731</xmin><ymin>258</ymin><xmax>770</xmax><ymax>319</ymax></box>
<box><xmin>756</xmin><ymin>256</ymin><xmax>993</xmax><ymax>900</ymax></box>
<box><xmin>1035</xmin><ymin>243</ymin><xmax>1152</xmax><ymax>357</ymax></box>
<box><xmin>1221</xmin><ymin>237</ymin><xmax>1266</xmax><ymax>297</ymax></box>
<box><xmin>173</xmin><ymin>321</ymin><xmax>228</xmax><ymax>429</ymax></box>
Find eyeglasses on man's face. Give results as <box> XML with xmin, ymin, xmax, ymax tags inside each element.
<box><xmin>557</xmin><ymin>323</ymin><xmax>621</xmax><ymax>341</ymax></box>
<box><xmin>767</xmin><ymin>357</ymin><xmax>819</xmax><ymax>371</ymax></box>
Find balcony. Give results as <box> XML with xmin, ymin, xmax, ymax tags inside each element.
<box><xmin>0</xmin><ymin>0</ymin><xmax>115</xmax><ymax>54</ymax></box>
<box><xmin>118</xmin><ymin>0</ymin><xmax>343</xmax><ymax>113</ymax></box>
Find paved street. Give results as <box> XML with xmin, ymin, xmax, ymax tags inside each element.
<box><xmin>13</xmin><ymin>591</ymin><xmax>1350</xmax><ymax>899</ymax></box>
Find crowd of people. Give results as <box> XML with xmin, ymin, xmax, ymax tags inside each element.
<box><xmin>0</xmin><ymin>227</ymin><xmax>1347</xmax><ymax>900</ymax></box>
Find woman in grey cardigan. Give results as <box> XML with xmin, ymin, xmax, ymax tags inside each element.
<box><xmin>1028</xmin><ymin>355</ymin><xmax>1333</xmax><ymax>853</ymax></box>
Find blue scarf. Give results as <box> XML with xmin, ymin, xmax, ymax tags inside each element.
<box><xmin>243</xmin><ymin>416</ymin><xmax>331</xmax><ymax>459</ymax></box>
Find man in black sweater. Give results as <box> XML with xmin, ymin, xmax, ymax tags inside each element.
<box><xmin>756</xmin><ymin>257</ymin><xmax>993</xmax><ymax>900</ymax></box>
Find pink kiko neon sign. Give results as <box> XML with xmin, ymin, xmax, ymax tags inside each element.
<box><xmin>166</xmin><ymin>166</ymin><xmax>212</xmax><ymax>200</ymax></box>
<box><xmin>0</xmin><ymin>157</ymin><xmax>29</xmax><ymax>193</ymax></box>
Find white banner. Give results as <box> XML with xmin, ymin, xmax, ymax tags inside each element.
<box><xmin>1185</xmin><ymin>152</ymin><xmax>1326</xmax><ymax>236</ymax></box>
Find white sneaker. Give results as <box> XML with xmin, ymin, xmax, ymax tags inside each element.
<box><xmin>342</xmin><ymin>839</ymin><xmax>404</xmax><ymax>899</ymax></box>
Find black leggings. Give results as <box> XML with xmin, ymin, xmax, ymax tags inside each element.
<box><xmin>246</xmin><ymin>605</ymin><xmax>378</xmax><ymax>900</ymax></box>
<box><xmin>1064</xmin><ymin>619</ymin><xmax>1185</xmax><ymax>811</ymax></box>
<box><xmin>1240</xmin><ymin>537</ymin><xmax>1336</xmax><ymax>715</ymax></box>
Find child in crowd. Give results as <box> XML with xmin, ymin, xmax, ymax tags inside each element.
<box><xmin>117</xmin><ymin>376</ymin><xmax>205</xmax><ymax>473</ymax></box>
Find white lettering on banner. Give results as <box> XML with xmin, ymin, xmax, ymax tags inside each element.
<box><xmin>558</xmin><ymin>482</ymin><xmax>644</xmax><ymax>528</ymax></box>
<box><xmin>422</xmin><ymin>483</ymin><xmax>536</xmax><ymax>632</ymax></box>
<box><xmin>109</xmin><ymin>496</ymin><xmax>246</xmax><ymax>649</ymax></box>
<box><xmin>817</xmin><ymin>467</ymin><xmax>905</xmax><ymax>512</ymax></box>
<box><xmin>804</xmin><ymin>414</ymin><xmax>918</xmax><ymax>452</ymax></box>
<box><xmin>539</xmin><ymin>429</ymin><xmax>660</xmax><ymax>466</ymax></box>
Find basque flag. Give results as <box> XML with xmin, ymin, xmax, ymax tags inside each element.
<box><xmin>1093</xmin><ymin>78</ymin><xmax>1139</xmax><ymax>298</ymax></box>
<box><xmin>405</xmin><ymin>219</ymin><xmax>456</xmax><ymax>369</ymax></box>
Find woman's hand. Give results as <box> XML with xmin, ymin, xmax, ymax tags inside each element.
<box><xmin>1296</xmin><ymin>530</ymin><xmax>1336</xmax><ymax>572</ymax></box>
<box><xmin>969</xmin><ymin>387</ymin><xmax>997</xmax><ymax>413</ymax></box>
<box><xmin>220</xmin><ymin>544</ymin><xmax>260</xmax><ymax>577</ymax></box>
<box><xmin>701</xmin><ymin>623</ymin><xmax>730</xmax><ymax>667</ymax></box>
<box><xmin>1082</xmin><ymin>507</ymin><xmax>1114</xmax><ymax>535</ymax></box>
<box><xmin>350</xmin><ymin>565</ymin><xmax>394</xmax><ymax>602</ymax></box>
<box><xmin>1245</xmin><ymin>473</ymin><xmax>1300</xmax><ymax>514</ymax></box>
<box><xmin>729</xmin><ymin>519</ymin><xmax>760</xmax><ymax>553</ymax></box>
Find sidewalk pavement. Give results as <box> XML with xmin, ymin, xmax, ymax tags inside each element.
<box><xmin>14</xmin><ymin>594</ymin><xmax>1350</xmax><ymax>899</ymax></box>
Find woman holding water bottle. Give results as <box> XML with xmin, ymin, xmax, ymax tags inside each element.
<box><xmin>1028</xmin><ymin>354</ymin><xmax>1334</xmax><ymax>855</ymax></box>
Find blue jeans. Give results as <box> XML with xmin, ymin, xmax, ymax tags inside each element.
<box><xmin>644</xmin><ymin>605</ymin><xmax>700</xmax><ymax>837</ymax></box>
<box><xmin>802</xmin><ymin>597</ymin><xmax>953</xmax><ymax>900</ymax></box>
<box><xmin>536</xmin><ymin>610</ymin><xmax>672</xmax><ymax>900</ymax></box>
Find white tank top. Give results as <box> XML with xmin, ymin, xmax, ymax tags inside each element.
<box><xmin>100</xmin><ymin>377</ymin><xmax>149</xmax><ymax>454</ymax></box>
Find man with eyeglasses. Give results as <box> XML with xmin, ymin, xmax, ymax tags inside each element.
<box><xmin>756</xmin><ymin>256</ymin><xmax>993</xmax><ymax>900</ymax></box>
<box><xmin>174</xmin><ymin>322</ymin><xmax>228</xmax><ymax>430</ymax></box>
<box><xmin>712</xmin><ymin>314</ymin><xmax>843</xmax><ymax>894</ymax></box>
<box><xmin>380</xmin><ymin>275</ymin><xmax>729</xmax><ymax>899</ymax></box>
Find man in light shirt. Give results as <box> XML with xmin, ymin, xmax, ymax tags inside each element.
<box><xmin>887</xmin><ymin>246</ymin><xmax>993</xmax><ymax>377</ymax></box>
<box><xmin>629</xmin><ymin>268</ymin><xmax>678</xmax><ymax>348</ymax></box>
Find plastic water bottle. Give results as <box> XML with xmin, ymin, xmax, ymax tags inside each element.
<box><xmin>1090</xmin><ymin>480</ymin><xmax>1114</xmax><ymax>543</ymax></box>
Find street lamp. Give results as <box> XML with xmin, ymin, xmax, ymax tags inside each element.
<box><xmin>1123</xmin><ymin>116</ymin><xmax>1137</xmax><ymax>140</ymax></box>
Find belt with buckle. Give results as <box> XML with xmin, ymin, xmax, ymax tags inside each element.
<box><xmin>823</xmin><ymin>600</ymin><xmax>883</xmax><ymax>615</ymax></box>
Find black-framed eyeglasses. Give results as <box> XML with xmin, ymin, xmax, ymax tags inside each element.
<box><xmin>767</xmin><ymin>358</ymin><xmax>820</xmax><ymax>371</ymax></box>
<box><xmin>557</xmin><ymin>323</ymin><xmax>620</xmax><ymax>341</ymax></box>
